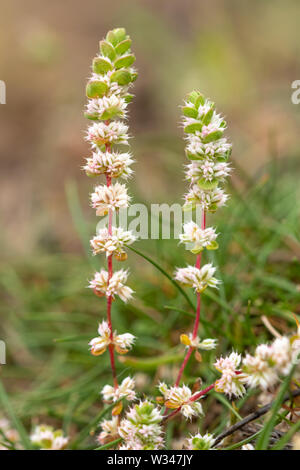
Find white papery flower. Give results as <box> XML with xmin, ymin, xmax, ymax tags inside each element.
<box><xmin>159</xmin><ymin>384</ymin><xmax>203</xmax><ymax>419</ymax></box>
<box><xmin>270</xmin><ymin>336</ymin><xmax>293</xmax><ymax>376</ymax></box>
<box><xmin>101</xmin><ymin>376</ymin><xmax>136</xmax><ymax>402</ymax></box>
<box><xmin>86</xmin><ymin>121</ymin><xmax>129</xmax><ymax>148</ymax></box>
<box><xmin>187</xmin><ymin>432</ymin><xmax>216</xmax><ymax>450</ymax></box>
<box><xmin>89</xmin><ymin>320</ymin><xmax>135</xmax><ymax>356</ymax></box>
<box><xmin>174</xmin><ymin>264</ymin><xmax>220</xmax><ymax>293</ymax></box>
<box><xmin>98</xmin><ymin>416</ymin><xmax>119</xmax><ymax>444</ymax></box>
<box><xmin>185</xmin><ymin>161</ymin><xmax>231</xmax><ymax>185</ymax></box>
<box><xmin>84</xmin><ymin>150</ymin><xmax>134</xmax><ymax>178</ymax></box>
<box><xmin>86</xmin><ymin>95</ymin><xmax>127</xmax><ymax>120</ymax></box>
<box><xmin>118</xmin><ymin>400</ymin><xmax>164</xmax><ymax>450</ymax></box>
<box><xmin>91</xmin><ymin>182</ymin><xmax>130</xmax><ymax>216</ymax></box>
<box><xmin>179</xmin><ymin>221</ymin><xmax>218</xmax><ymax>252</ymax></box>
<box><xmin>90</xmin><ymin>226</ymin><xmax>136</xmax><ymax>259</ymax></box>
<box><xmin>186</xmin><ymin>136</ymin><xmax>232</xmax><ymax>161</ymax></box>
<box><xmin>242</xmin><ymin>444</ymin><xmax>255</xmax><ymax>450</ymax></box>
<box><xmin>214</xmin><ymin>352</ymin><xmax>247</xmax><ymax>398</ymax></box>
<box><xmin>0</xmin><ymin>419</ymin><xmax>20</xmax><ymax>450</ymax></box>
<box><xmin>184</xmin><ymin>185</ymin><xmax>228</xmax><ymax>212</ymax></box>
<box><xmin>30</xmin><ymin>425</ymin><xmax>68</xmax><ymax>450</ymax></box>
<box><xmin>88</xmin><ymin>269</ymin><xmax>133</xmax><ymax>302</ymax></box>
<box><xmin>243</xmin><ymin>344</ymin><xmax>278</xmax><ymax>390</ymax></box>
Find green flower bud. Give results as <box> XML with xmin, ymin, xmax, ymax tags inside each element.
<box><xmin>106</xmin><ymin>30</ymin><xmax>118</xmax><ymax>46</ymax></box>
<box><xmin>206</xmin><ymin>240</ymin><xmax>219</xmax><ymax>250</ymax></box>
<box><xmin>114</xmin><ymin>54</ymin><xmax>135</xmax><ymax>70</ymax></box>
<box><xmin>92</xmin><ymin>57</ymin><xmax>113</xmax><ymax>74</ymax></box>
<box><xmin>99</xmin><ymin>40</ymin><xmax>116</xmax><ymax>61</ymax></box>
<box><xmin>86</xmin><ymin>80</ymin><xmax>108</xmax><ymax>98</ymax></box>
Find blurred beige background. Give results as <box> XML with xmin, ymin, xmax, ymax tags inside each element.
<box><xmin>0</xmin><ymin>0</ymin><xmax>299</xmax><ymax>255</ymax></box>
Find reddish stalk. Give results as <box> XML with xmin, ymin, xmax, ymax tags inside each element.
<box><xmin>174</xmin><ymin>210</ymin><xmax>206</xmax><ymax>386</ymax></box>
<box><xmin>105</xmin><ymin>160</ymin><xmax>118</xmax><ymax>389</ymax></box>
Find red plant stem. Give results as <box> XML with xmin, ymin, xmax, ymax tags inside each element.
<box><xmin>174</xmin><ymin>210</ymin><xmax>206</xmax><ymax>386</ymax></box>
<box><xmin>105</xmin><ymin>156</ymin><xmax>118</xmax><ymax>389</ymax></box>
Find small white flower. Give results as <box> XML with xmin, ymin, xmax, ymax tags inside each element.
<box><xmin>84</xmin><ymin>150</ymin><xmax>134</xmax><ymax>179</ymax></box>
<box><xmin>185</xmin><ymin>161</ymin><xmax>231</xmax><ymax>185</ymax></box>
<box><xmin>242</xmin><ymin>444</ymin><xmax>255</xmax><ymax>450</ymax></box>
<box><xmin>98</xmin><ymin>416</ymin><xmax>119</xmax><ymax>444</ymax></box>
<box><xmin>174</xmin><ymin>264</ymin><xmax>220</xmax><ymax>293</ymax></box>
<box><xmin>86</xmin><ymin>95</ymin><xmax>127</xmax><ymax>120</ymax></box>
<box><xmin>88</xmin><ymin>269</ymin><xmax>133</xmax><ymax>302</ymax></box>
<box><xmin>90</xmin><ymin>226</ymin><xmax>136</xmax><ymax>259</ymax></box>
<box><xmin>101</xmin><ymin>376</ymin><xmax>136</xmax><ymax>402</ymax></box>
<box><xmin>187</xmin><ymin>432</ymin><xmax>216</xmax><ymax>450</ymax></box>
<box><xmin>91</xmin><ymin>183</ymin><xmax>130</xmax><ymax>216</ymax></box>
<box><xmin>179</xmin><ymin>221</ymin><xmax>218</xmax><ymax>253</ymax></box>
<box><xmin>86</xmin><ymin>121</ymin><xmax>129</xmax><ymax>148</ymax></box>
<box><xmin>30</xmin><ymin>425</ymin><xmax>68</xmax><ymax>450</ymax></box>
<box><xmin>160</xmin><ymin>384</ymin><xmax>203</xmax><ymax>419</ymax></box>
<box><xmin>184</xmin><ymin>185</ymin><xmax>228</xmax><ymax>212</ymax></box>
<box><xmin>186</xmin><ymin>136</ymin><xmax>232</xmax><ymax>161</ymax></box>
<box><xmin>89</xmin><ymin>321</ymin><xmax>135</xmax><ymax>356</ymax></box>
<box><xmin>243</xmin><ymin>344</ymin><xmax>278</xmax><ymax>390</ymax></box>
<box><xmin>214</xmin><ymin>352</ymin><xmax>246</xmax><ymax>398</ymax></box>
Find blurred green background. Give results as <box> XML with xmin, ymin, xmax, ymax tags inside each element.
<box><xmin>1</xmin><ymin>0</ymin><xmax>300</xmax><ymax>448</ymax></box>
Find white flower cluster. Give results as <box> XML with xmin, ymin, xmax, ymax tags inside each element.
<box><xmin>182</xmin><ymin>91</ymin><xmax>231</xmax><ymax>211</ymax></box>
<box><xmin>90</xmin><ymin>226</ymin><xmax>136</xmax><ymax>260</ymax></box>
<box><xmin>30</xmin><ymin>425</ymin><xmax>69</xmax><ymax>450</ymax></box>
<box><xmin>89</xmin><ymin>320</ymin><xmax>135</xmax><ymax>356</ymax></box>
<box><xmin>186</xmin><ymin>432</ymin><xmax>216</xmax><ymax>450</ymax></box>
<box><xmin>84</xmin><ymin>150</ymin><xmax>133</xmax><ymax>179</ymax></box>
<box><xmin>179</xmin><ymin>221</ymin><xmax>218</xmax><ymax>253</ymax></box>
<box><xmin>101</xmin><ymin>376</ymin><xmax>136</xmax><ymax>402</ymax></box>
<box><xmin>243</xmin><ymin>334</ymin><xmax>300</xmax><ymax>390</ymax></box>
<box><xmin>88</xmin><ymin>269</ymin><xmax>133</xmax><ymax>302</ymax></box>
<box><xmin>118</xmin><ymin>401</ymin><xmax>164</xmax><ymax>450</ymax></box>
<box><xmin>214</xmin><ymin>352</ymin><xmax>247</xmax><ymax>398</ymax></box>
<box><xmin>91</xmin><ymin>182</ymin><xmax>130</xmax><ymax>216</ymax></box>
<box><xmin>98</xmin><ymin>416</ymin><xmax>119</xmax><ymax>445</ymax></box>
<box><xmin>159</xmin><ymin>383</ymin><xmax>203</xmax><ymax>419</ymax></box>
<box><xmin>174</xmin><ymin>264</ymin><xmax>220</xmax><ymax>293</ymax></box>
<box><xmin>214</xmin><ymin>330</ymin><xmax>300</xmax><ymax>398</ymax></box>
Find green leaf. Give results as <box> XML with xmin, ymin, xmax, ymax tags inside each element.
<box><xmin>86</xmin><ymin>80</ymin><xmax>108</xmax><ymax>98</ymax></box>
<box><xmin>114</xmin><ymin>54</ymin><xmax>135</xmax><ymax>70</ymax></box>
<box><xmin>115</xmin><ymin>38</ymin><xmax>132</xmax><ymax>56</ymax></box>
<box><xmin>71</xmin><ymin>399</ymin><xmax>124</xmax><ymax>449</ymax></box>
<box><xmin>119</xmin><ymin>352</ymin><xmax>184</xmax><ymax>371</ymax></box>
<box><xmin>202</xmin><ymin>107</ymin><xmax>214</xmax><ymax>125</ymax></box>
<box><xmin>0</xmin><ymin>380</ymin><xmax>32</xmax><ymax>449</ymax></box>
<box><xmin>92</xmin><ymin>57</ymin><xmax>113</xmax><ymax>74</ymax></box>
<box><xmin>256</xmin><ymin>365</ymin><xmax>296</xmax><ymax>450</ymax></box>
<box><xmin>184</xmin><ymin>122</ymin><xmax>203</xmax><ymax>134</ymax></box>
<box><xmin>202</xmin><ymin>130</ymin><xmax>223</xmax><ymax>143</ymax></box>
<box><xmin>197</xmin><ymin>178</ymin><xmax>218</xmax><ymax>190</ymax></box>
<box><xmin>127</xmin><ymin>245</ymin><xmax>196</xmax><ymax>311</ymax></box>
<box><xmin>95</xmin><ymin>437</ymin><xmax>123</xmax><ymax>450</ymax></box>
<box><xmin>182</xmin><ymin>106</ymin><xmax>198</xmax><ymax>119</ymax></box>
<box><xmin>99</xmin><ymin>40</ymin><xmax>116</xmax><ymax>61</ymax></box>
<box><xmin>113</xmin><ymin>28</ymin><xmax>127</xmax><ymax>44</ymax></box>
<box><xmin>106</xmin><ymin>30</ymin><xmax>118</xmax><ymax>46</ymax></box>
<box><xmin>110</xmin><ymin>69</ymin><xmax>132</xmax><ymax>86</ymax></box>
<box><xmin>206</xmin><ymin>240</ymin><xmax>219</xmax><ymax>250</ymax></box>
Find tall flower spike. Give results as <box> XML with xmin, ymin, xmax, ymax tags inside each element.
<box><xmin>172</xmin><ymin>91</ymin><xmax>231</xmax><ymax>388</ymax></box>
<box><xmin>83</xmin><ymin>29</ymin><xmax>137</xmax><ymax>399</ymax></box>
